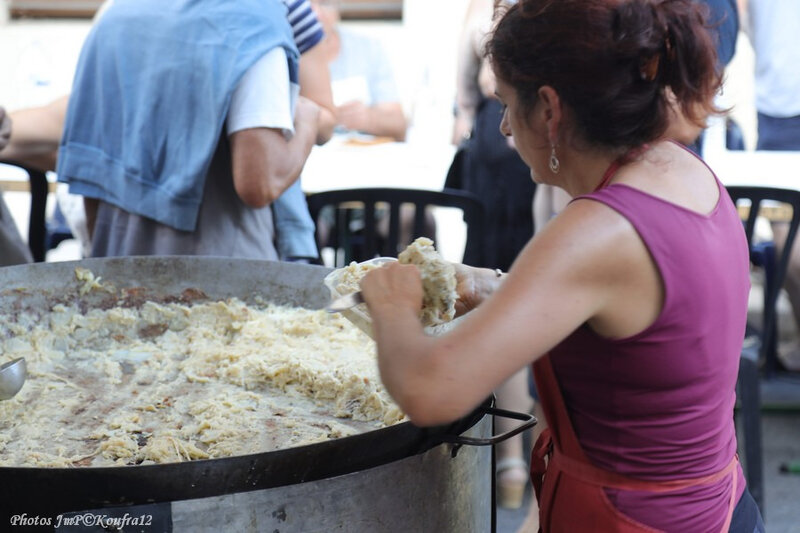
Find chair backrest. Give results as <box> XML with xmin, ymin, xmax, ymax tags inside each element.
<box><xmin>726</xmin><ymin>185</ymin><xmax>800</xmax><ymax>376</ymax></box>
<box><xmin>306</xmin><ymin>187</ymin><xmax>485</xmax><ymax>267</ymax></box>
<box><xmin>1</xmin><ymin>161</ymin><xmax>49</xmax><ymax>262</ymax></box>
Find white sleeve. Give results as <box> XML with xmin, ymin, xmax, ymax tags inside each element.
<box><xmin>227</xmin><ymin>47</ymin><xmax>295</xmax><ymax>137</ymax></box>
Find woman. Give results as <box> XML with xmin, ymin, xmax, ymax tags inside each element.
<box><xmin>361</xmin><ymin>0</ymin><xmax>764</xmax><ymax>531</ymax></box>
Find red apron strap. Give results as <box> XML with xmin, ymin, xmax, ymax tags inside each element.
<box><xmin>532</xmin><ymin>354</ymin><xmax>588</xmax><ymax>459</ymax></box>
<box><xmin>530</xmin><ymin>427</ymin><xmax>552</xmax><ymax>503</ymax></box>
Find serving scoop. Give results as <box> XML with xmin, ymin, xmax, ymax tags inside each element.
<box><xmin>326</xmin><ymin>291</ymin><xmax>364</xmax><ymax>313</ymax></box>
<box><xmin>0</xmin><ymin>357</ymin><xmax>26</xmax><ymax>400</ymax></box>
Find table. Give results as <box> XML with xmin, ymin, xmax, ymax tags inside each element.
<box><xmin>0</xmin><ymin>162</ymin><xmax>57</xmax><ymax>193</ymax></box>
<box><xmin>706</xmin><ymin>150</ymin><xmax>800</xmax><ymax>191</ymax></box>
<box><xmin>702</xmin><ymin>117</ymin><xmax>800</xmax><ymax>191</ymax></box>
<box><xmin>700</xmin><ymin>118</ymin><xmax>800</xmax><ymax>223</ymax></box>
<box><xmin>706</xmin><ymin>150</ymin><xmax>800</xmax><ymax>223</ymax></box>
<box><xmin>300</xmin><ymin>134</ymin><xmax>456</xmax><ymax>193</ymax></box>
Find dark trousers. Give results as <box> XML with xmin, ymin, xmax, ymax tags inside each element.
<box><xmin>729</xmin><ymin>487</ymin><xmax>765</xmax><ymax>533</ymax></box>
<box><xmin>757</xmin><ymin>112</ymin><xmax>800</xmax><ymax>151</ymax></box>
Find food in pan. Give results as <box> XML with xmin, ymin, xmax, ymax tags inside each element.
<box><xmin>0</xmin><ymin>269</ymin><xmax>403</xmax><ymax>468</ymax></box>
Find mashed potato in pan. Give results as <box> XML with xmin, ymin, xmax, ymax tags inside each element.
<box><xmin>0</xmin><ymin>270</ymin><xmax>404</xmax><ymax>468</ymax></box>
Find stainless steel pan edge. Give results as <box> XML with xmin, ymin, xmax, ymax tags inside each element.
<box><xmin>0</xmin><ymin>256</ymin><xmax>333</xmax><ymax>312</ymax></box>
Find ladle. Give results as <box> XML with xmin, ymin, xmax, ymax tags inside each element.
<box><xmin>0</xmin><ymin>358</ymin><xmax>26</xmax><ymax>400</ymax></box>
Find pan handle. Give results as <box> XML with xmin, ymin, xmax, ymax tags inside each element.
<box><xmin>439</xmin><ymin>406</ymin><xmax>537</xmax><ymax>447</ymax></box>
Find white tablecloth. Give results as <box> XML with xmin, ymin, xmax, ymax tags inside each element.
<box><xmin>300</xmin><ymin>135</ymin><xmax>456</xmax><ymax>193</ymax></box>
<box><xmin>703</xmin><ymin>118</ymin><xmax>800</xmax><ymax>190</ymax></box>
<box><xmin>706</xmin><ymin>150</ymin><xmax>800</xmax><ymax>190</ymax></box>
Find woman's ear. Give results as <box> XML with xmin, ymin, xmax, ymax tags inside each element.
<box><xmin>537</xmin><ymin>86</ymin><xmax>562</xmax><ymax>147</ymax></box>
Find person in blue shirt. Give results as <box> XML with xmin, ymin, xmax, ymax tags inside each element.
<box><xmin>4</xmin><ymin>0</ymin><xmax>335</xmax><ymax>262</ymax></box>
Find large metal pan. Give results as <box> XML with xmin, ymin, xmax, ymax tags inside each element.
<box><xmin>0</xmin><ymin>257</ymin><xmax>534</xmax><ymax>529</ymax></box>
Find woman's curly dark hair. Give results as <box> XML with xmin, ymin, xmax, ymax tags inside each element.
<box><xmin>487</xmin><ymin>0</ymin><xmax>723</xmax><ymax>148</ymax></box>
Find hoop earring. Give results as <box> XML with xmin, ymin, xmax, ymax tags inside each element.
<box><xmin>549</xmin><ymin>146</ymin><xmax>560</xmax><ymax>174</ymax></box>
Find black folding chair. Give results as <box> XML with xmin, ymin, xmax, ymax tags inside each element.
<box><xmin>306</xmin><ymin>187</ymin><xmax>485</xmax><ymax>266</ymax></box>
<box><xmin>725</xmin><ymin>185</ymin><xmax>800</xmax><ymax>514</ymax></box>
<box><xmin>1</xmin><ymin>161</ymin><xmax>50</xmax><ymax>262</ymax></box>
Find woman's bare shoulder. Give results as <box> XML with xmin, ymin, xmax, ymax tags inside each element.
<box><xmin>519</xmin><ymin>196</ymin><xmax>650</xmax><ymax>286</ymax></box>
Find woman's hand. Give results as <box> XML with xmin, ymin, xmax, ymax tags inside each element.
<box><xmin>453</xmin><ymin>263</ymin><xmax>479</xmax><ymax>316</ymax></box>
<box><xmin>453</xmin><ymin>263</ymin><xmax>503</xmax><ymax>316</ymax></box>
<box><xmin>360</xmin><ymin>262</ymin><xmax>423</xmax><ymax>318</ymax></box>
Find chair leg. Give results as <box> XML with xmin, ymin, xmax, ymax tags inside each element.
<box><xmin>738</xmin><ymin>347</ymin><xmax>765</xmax><ymax>516</ymax></box>
<box><xmin>759</xmin><ymin>242</ymin><xmax>781</xmax><ymax>378</ymax></box>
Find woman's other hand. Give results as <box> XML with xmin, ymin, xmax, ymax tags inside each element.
<box><xmin>453</xmin><ymin>263</ymin><xmax>502</xmax><ymax>316</ymax></box>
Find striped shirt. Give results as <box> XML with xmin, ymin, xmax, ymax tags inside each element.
<box><xmin>283</xmin><ymin>0</ymin><xmax>324</xmax><ymax>53</ymax></box>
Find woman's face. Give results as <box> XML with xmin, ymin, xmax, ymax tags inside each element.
<box><xmin>495</xmin><ymin>77</ymin><xmax>551</xmax><ymax>184</ymax></box>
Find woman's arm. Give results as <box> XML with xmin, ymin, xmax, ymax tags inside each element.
<box><xmin>452</xmin><ymin>263</ymin><xmax>505</xmax><ymax>316</ymax></box>
<box><xmin>361</xmin><ymin>197</ymin><xmax>661</xmax><ymax>426</ymax></box>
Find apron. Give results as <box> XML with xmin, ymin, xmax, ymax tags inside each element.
<box><xmin>530</xmin><ymin>354</ymin><xmax>738</xmax><ymax>533</ymax></box>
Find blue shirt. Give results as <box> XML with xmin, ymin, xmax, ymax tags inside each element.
<box><xmin>57</xmin><ymin>0</ymin><xmax>299</xmax><ymax>232</ymax></box>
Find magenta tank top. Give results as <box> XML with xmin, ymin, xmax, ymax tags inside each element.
<box><xmin>549</xmin><ymin>174</ymin><xmax>750</xmax><ymax>532</ymax></box>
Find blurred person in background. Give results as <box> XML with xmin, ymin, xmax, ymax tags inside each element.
<box><xmin>0</xmin><ymin>106</ymin><xmax>34</xmax><ymax>266</ymax></box>
<box><xmin>3</xmin><ymin>0</ymin><xmax>337</xmax><ymax>261</ymax></box>
<box><xmin>740</xmin><ymin>0</ymin><xmax>800</xmax><ymax>369</ymax></box>
<box><xmin>0</xmin><ymin>0</ymin><xmax>337</xmax><ymax>171</ymax></box>
<box><xmin>310</xmin><ymin>0</ymin><xmax>408</xmax><ymax>141</ymax></box>
<box><xmin>449</xmin><ymin>0</ymin><xmax>536</xmax><ymax>515</ymax></box>
<box><xmin>57</xmin><ymin>0</ymin><xmax>318</xmax><ymax>259</ymax></box>
<box><xmin>678</xmin><ymin>0</ymin><xmax>739</xmax><ymax>154</ymax></box>
<box><xmin>741</xmin><ymin>0</ymin><xmax>800</xmax><ymax>152</ymax></box>
<box><xmin>360</xmin><ymin>0</ymin><xmax>763</xmax><ymax>531</ymax></box>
